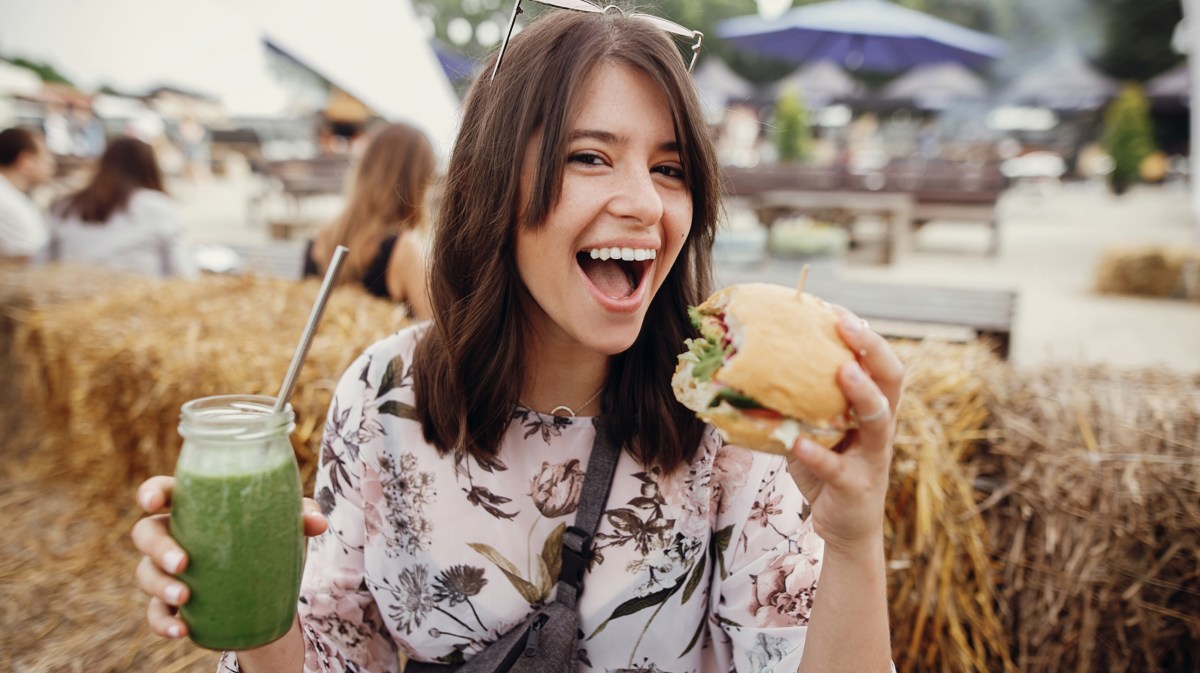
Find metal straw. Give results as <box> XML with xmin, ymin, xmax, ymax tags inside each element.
<box><xmin>273</xmin><ymin>245</ymin><xmax>348</xmax><ymax>412</ymax></box>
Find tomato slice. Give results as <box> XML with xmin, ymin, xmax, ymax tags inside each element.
<box><xmin>740</xmin><ymin>407</ymin><xmax>785</xmax><ymax>421</ymax></box>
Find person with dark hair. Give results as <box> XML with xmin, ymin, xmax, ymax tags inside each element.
<box><xmin>132</xmin><ymin>4</ymin><xmax>901</xmax><ymax>672</ymax></box>
<box><xmin>304</xmin><ymin>122</ymin><xmax>437</xmax><ymax>319</ymax></box>
<box><xmin>46</xmin><ymin>136</ymin><xmax>194</xmax><ymax>278</ymax></box>
<box><xmin>0</xmin><ymin>127</ymin><xmax>55</xmax><ymax>261</ymax></box>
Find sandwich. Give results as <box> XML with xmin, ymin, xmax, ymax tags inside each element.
<box><xmin>671</xmin><ymin>282</ymin><xmax>857</xmax><ymax>455</ymax></box>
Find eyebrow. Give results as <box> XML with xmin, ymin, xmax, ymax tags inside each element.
<box><xmin>568</xmin><ymin>129</ymin><xmax>679</xmax><ymax>153</ymax></box>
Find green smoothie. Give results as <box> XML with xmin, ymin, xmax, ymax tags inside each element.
<box><xmin>171</xmin><ymin>447</ymin><xmax>303</xmax><ymax>650</ymax></box>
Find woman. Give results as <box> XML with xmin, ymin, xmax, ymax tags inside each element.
<box><xmin>133</xmin><ymin>7</ymin><xmax>900</xmax><ymax>672</ymax></box>
<box><xmin>46</xmin><ymin>136</ymin><xmax>193</xmax><ymax>278</ymax></box>
<box><xmin>304</xmin><ymin>122</ymin><xmax>436</xmax><ymax>320</ymax></box>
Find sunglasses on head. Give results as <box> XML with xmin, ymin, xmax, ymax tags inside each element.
<box><xmin>491</xmin><ymin>0</ymin><xmax>704</xmax><ymax>81</ymax></box>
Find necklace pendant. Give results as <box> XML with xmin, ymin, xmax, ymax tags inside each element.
<box><xmin>549</xmin><ymin>405</ymin><xmax>575</xmax><ymax>417</ymax></box>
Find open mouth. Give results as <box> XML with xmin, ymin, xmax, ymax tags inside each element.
<box><xmin>576</xmin><ymin>247</ymin><xmax>655</xmax><ymax>300</ymax></box>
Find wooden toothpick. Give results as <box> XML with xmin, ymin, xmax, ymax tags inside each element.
<box><xmin>795</xmin><ymin>264</ymin><xmax>810</xmax><ymax>298</ymax></box>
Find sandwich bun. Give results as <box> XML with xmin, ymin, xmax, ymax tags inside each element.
<box><xmin>672</xmin><ymin>282</ymin><xmax>857</xmax><ymax>456</ymax></box>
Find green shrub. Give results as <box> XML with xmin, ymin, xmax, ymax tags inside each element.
<box><xmin>1102</xmin><ymin>83</ymin><xmax>1156</xmax><ymax>193</ymax></box>
<box><xmin>775</xmin><ymin>89</ymin><xmax>811</xmax><ymax>163</ymax></box>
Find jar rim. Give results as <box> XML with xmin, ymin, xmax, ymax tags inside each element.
<box><xmin>179</xmin><ymin>394</ymin><xmax>294</xmax><ymax>441</ymax></box>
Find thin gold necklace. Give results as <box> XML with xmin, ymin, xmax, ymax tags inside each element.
<box><xmin>521</xmin><ymin>387</ymin><xmax>603</xmax><ymax>418</ymax></box>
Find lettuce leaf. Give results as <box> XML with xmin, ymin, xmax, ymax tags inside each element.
<box><xmin>711</xmin><ymin>388</ymin><xmax>762</xmax><ymax>409</ymax></box>
<box><xmin>684</xmin><ymin>305</ymin><xmax>728</xmax><ymax>381</ymax></box>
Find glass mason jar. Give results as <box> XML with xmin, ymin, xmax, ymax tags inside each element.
<box><xmin>171</xmin><ymin>395</ymin><xmax>303</xmax><ymax>650</ymax></box>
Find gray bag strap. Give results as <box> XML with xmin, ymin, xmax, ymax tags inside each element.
<box><xmin>555</xmin><ymin>419</ymin><xmax>620</xmax><ymax>609</ymax></box>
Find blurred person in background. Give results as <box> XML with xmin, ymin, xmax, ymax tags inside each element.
<box><xmin>0</xmin><ymin>127</ymin><xmax>54</xmax><ymax>262</ymax></box>
<box><xmin>42</xmin><ymin>102</ymin><xmax>73</xmax><ymax>156</ymax></box>
<box><xmin>176</xmin><ymin>115</ymin><xmax>211</xmax><ymax>181</ymax></box>
<box><xmin>304</xmin><ymin>121</ymin><xmax>436</xmax><ymax>320</ymax></box>
<box><xmin>72</xmin><ymin>106</ymin><xmax>106</xmax><ymax>159</ymax></box>
<box><xmin>43</xmin><ymin>136</ymin><xmax>195</xmax><ymax>278</ymax></box>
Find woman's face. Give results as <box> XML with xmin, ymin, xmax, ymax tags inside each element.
<box><xmin>515</xmin><ymin>63</ymin><xmax>693</xmax><ymax>358</ymax></box>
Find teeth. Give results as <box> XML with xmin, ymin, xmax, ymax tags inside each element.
<box><xmin>583</xmin><ymin>246</ymin><xmax>656</xmax><ymax>261</ymax></box>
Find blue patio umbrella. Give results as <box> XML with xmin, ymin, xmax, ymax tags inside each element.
<box><xmin>432</xmin><ymin>41</ymin><xmax>479</xmax><ymax>82</ymax></box>
<box><xmin>717</xmin><ymin>0</ymin><xmax>1006</xmax><ymax>74</ymax></box>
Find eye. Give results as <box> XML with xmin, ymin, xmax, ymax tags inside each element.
<box><xmin>653</xmin><ymin>164</ymin><xmax>686</xmax><ymax>180</ymax></box>
<box><xmin>568</xmin><ymin>152</ymin><xmax>607</xmax><ymax>167</ymax></box>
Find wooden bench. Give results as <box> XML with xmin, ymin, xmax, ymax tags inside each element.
<box><xmin>806</xmin><ymin>277</ymin><xmax>1016</xmax><ymax>357</ymax></box>
<box><xmin>723</xmin><ymin>161</ymin><xmax>1007</xmax><ymax>258</ymax></box>
<box><xmin>251</xmin><ymin>156</ymin><xmax>353</xmax><ymax>238</ymax></box>
<box><xmin>225</xmin><ymin>242</ymin><xmax>308</xmax><ymax>280</ymax></box>
<box><xmin>717</xmin><ymin>263</ymin><xmax>1017</xmax><ymax>358</ymax></box>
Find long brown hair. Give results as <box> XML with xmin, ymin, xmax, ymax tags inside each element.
<box><xmin>413</xmin><ymin>10</ymin><xmax>720</xmax><ymax>472</ymax></box>
<box><xmin>311</xmin><ymin>123</ymin><xmax>437</xmax><ymax>285</ymax></box>
<box><xmin>57</xmin><ymin>137</ymin><xmax>164</xmax><ymax>223</ymax></box>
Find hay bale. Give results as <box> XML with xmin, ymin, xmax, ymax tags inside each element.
<box><xmin>1</xmin><ymin>264</ymin><xmax>148</xmax><ymax>458</ymax></box>
<box><xmin>887</xmin><ymin>340</ymin><xmax>1016</xmax><ymax>673</ymax></box>
<box><xmin>14</xmin><ymin>274</ymin><xmax>409</xmax><ymax>495</ymax></box>
<box><xmin>982</xmin><ymin>364</ymin><xmax>1200</xmax><ymax>673</ymax></box>
<box><xmin>1094</xmin><ymin>245</ymin><xmax>1200</xmax><ymax>301</ymax></box>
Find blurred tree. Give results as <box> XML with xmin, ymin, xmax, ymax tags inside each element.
<box><xmin>6</xmin><ymin>56</ymin><xmax>73</xmax><ymax>86</ymax></box>
<box><xmin>1093</xmin><ymin>0</ymin><xmax>1183</xmax><ymax>81</ymax></box>
<box><xmin>895</xmin><ymin>0</ymin><xmax>993</xmax><ymax>32</ymax></box>
<box><xmin>413</xmin><ymin>0</ymin><xmax>510</xmax><ymax>60</ymax></box>
<box><xmin>1102</xmin><ymin>83</ymin><xmax>1157</xmax><ymax>194</ymax></box>
<box><xmin>774</xmin><ymin>89</ymin><xmax>811</xmax><ymax>161</ymax></box>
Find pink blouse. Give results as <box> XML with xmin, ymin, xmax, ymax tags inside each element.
<box><xmin>221</xmin><ymin>323</ymin><xmax>824</xmax><ymax>672</ymax></box>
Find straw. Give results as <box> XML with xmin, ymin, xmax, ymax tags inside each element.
<box><xmin>274</xmin><ymin>245</ymin><xmax>348</xmax><ymax>412</ymax></box>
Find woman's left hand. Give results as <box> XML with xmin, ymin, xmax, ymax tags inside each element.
<box><xmin>786</xmin><ymin>309</ymin><xmax>903</xmax><ymax>552</ymax></box>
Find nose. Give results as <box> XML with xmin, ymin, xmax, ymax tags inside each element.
<box><xmin>607</xmin><ymin>166</ymin><xmax>664</xmax><ymax>227</ymax></box>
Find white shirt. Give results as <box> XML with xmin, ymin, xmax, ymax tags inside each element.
<box><xmin>0</xmin><ymin>173</ymin><xmax>48</xmax><ymax>258</ymax></box>
<box><xmin>47</xmin><ymin>189</ymin><xmax>195</xmax><ymax>278</ymax></box>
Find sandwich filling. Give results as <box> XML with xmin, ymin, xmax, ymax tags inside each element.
<box><xmin>674</xmin><ymin>304</ymin><xmax>848</xmax><ymax>443</ymax></box>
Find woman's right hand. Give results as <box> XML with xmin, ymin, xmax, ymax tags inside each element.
<box><xmin>131</xmin><ymin>475</ymin><xmax>329</xmax><ymax>640</ymax></box>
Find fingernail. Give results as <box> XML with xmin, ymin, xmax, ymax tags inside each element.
<box><xmin>167</xmin><ymin>624</ymin><xmax>183</xmax><ymax>639</ymax></box>
<box><xmin>841</xmin><ymin>315</ymin><xmax>861</xmax><ymax>332</ymax></box>
<box><xmin>165</xmin><ymin>583</ymin><xmax>185</xmax><ymax>604</ymax></box>
<box><xmin>138</xmin><ymin>489</ymin><xmax>153</xmax><ymax>511</ymax></box>
<box><xmin>797</xmin><ymin>439</ymin><xmax>818</xmax><ymax>454</ymax></box>
<box><xmin>162</xmin><ymin>550</ymin><xmax>185</xmax><ymax>574</ymax></box>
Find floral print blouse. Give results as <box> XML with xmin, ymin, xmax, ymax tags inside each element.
<box><xmin>221</xmin><ymin>324</ymin><xmax>825</xmax><ymax>673</ymax></box>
